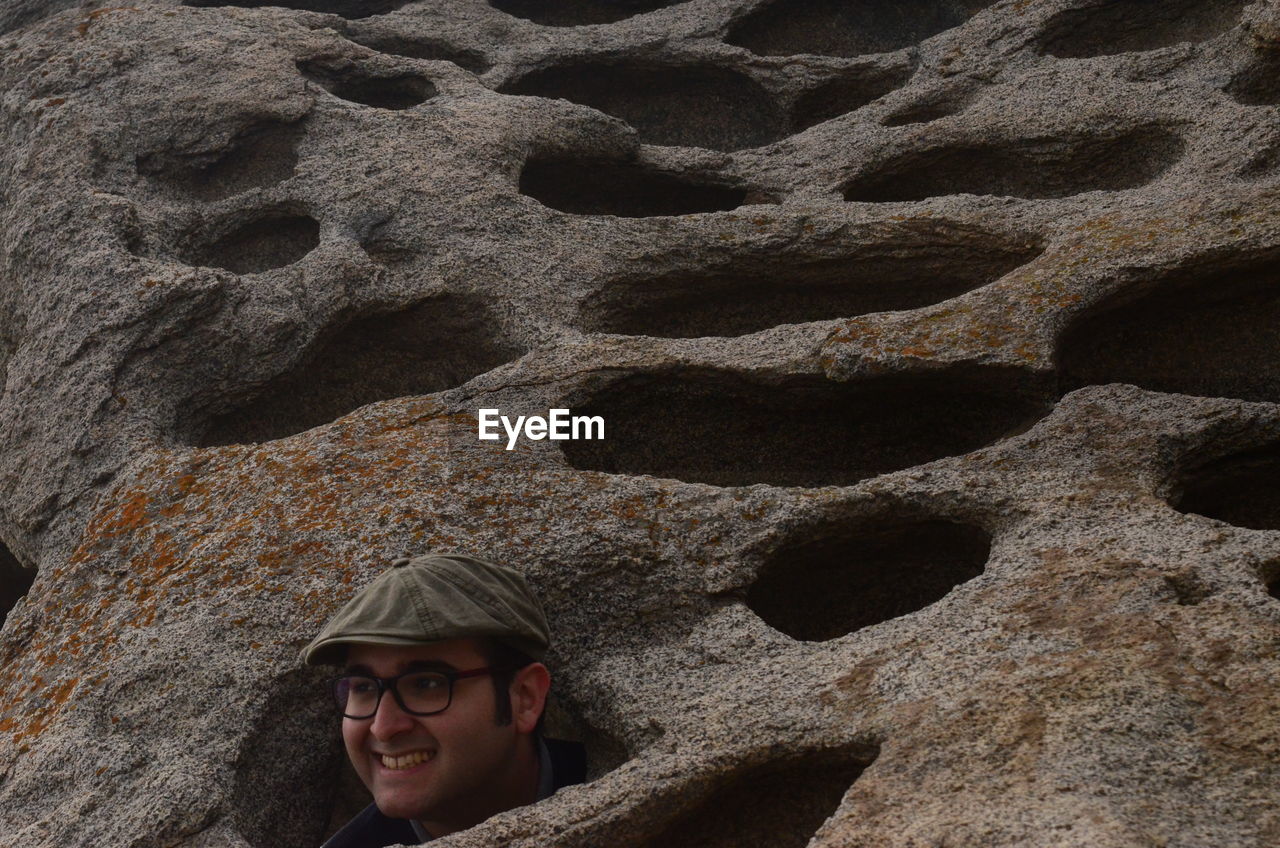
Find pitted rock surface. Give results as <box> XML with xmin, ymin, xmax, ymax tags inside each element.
<box><xmin>1</xmin><ymin>1</ymin><xmax>1279</xmax><ymax>846</ymax></box>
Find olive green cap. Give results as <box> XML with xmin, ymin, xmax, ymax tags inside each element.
<box><xmin>302</xmin><ymin>553</ymin><xmax>550</xmax><ymax>666</ymax></box>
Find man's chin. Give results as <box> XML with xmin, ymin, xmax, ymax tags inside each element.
<box><xmin>372</xmin><ymin>780</ymin><xmax>438</xmax><ymax>821</ymax></box>
<box><xmin>374</xmin><ymin>791</ymin><xmax>432</xmax><ymax>821</ymax></box>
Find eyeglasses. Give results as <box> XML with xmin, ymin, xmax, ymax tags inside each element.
<box><xmin>330</xmin><ymin>666</ymin><xmax>497</xmax><ymax>719</ymax></box>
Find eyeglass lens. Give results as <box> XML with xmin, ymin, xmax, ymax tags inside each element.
<box><xmin>334</xmin><ymin>672</ymin><xmax>450</xmax><ymax>718</ymax></box>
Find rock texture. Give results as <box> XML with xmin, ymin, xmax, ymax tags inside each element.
<box><xmin>1</xmin><ymin>0</ymin><xmax>1279</xmax><ymax>846</ymax></box>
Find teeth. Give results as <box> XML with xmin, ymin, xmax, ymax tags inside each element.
<box><xmin>380</xmin><ymin>750</ymin><xmax>432</xmax><ymax>770</ymax></box>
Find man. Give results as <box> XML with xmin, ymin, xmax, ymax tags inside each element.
<box><xmin>303</xmin><ymin>553</ymin><xmax>587</xmax><ymax>847</ymax></box>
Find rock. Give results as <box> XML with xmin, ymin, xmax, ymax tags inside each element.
<box><xmin>0</xmin><ymin>1</ymin><xmax>1277</xmax><ymax>846</ymax></box>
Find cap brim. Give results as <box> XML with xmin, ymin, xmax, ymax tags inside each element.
<box><xmin>301</xmin><ymin>634</ymin><xmax>439</xmax><ymax>667</ymax></box>
<box><xmin>301</xmin><ymin>633</ymin><xmax>549</xmax><ymax>666</ymax></box>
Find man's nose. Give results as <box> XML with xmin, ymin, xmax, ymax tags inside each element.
<box><xmin>368</xmin><ymin>689</ymin><xmax>415</xmax><ymax>740</ymax></box>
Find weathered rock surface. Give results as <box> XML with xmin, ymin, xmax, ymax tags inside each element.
<box><xmin>0</xmin><ymin>0</ymin><xmax>1278</xmax><ymax>846</ymax></box>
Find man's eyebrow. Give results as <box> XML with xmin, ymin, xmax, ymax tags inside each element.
<box><xmin>404</xmin><ymin>659</ymin><xmax>457</xmax><ymax>672</ymax></box>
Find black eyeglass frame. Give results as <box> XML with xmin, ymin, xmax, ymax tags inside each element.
<box><xmin>330</xmin><ymin>665</ymin><xmax>497</xmax><ymax>719</ymax></box>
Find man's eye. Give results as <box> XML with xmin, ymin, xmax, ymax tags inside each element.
<box><xmin>349</xmin><ymin>679</ymin><xmax>377</xmax><ymax>694</ymax></box>
<box><xmin>408</xmin><ymin>674</ymin><xmax>446</xmax><ymax>691</ymax></box>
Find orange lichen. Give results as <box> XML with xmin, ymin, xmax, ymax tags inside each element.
<box><xmin>50</xmin><ymin>677</ymin><xmax>80</xmax><ymax>705</ymax></box>
<box><xmin>76</xmin><ymin>7</ymin><xmax>140</xmax><ymax>36</ymax></box>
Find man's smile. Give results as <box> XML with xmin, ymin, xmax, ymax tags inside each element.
<box><xmin>376</xmin><ymin>749</ymin><xmax>436</xmax><ymax>771</ymax></box>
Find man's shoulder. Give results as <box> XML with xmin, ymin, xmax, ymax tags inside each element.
<box><xmin>320</xmin><ymin>803</ymin><xmax>419</xmax><ymax>848</ymax></box>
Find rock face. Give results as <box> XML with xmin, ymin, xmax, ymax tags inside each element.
<box><xmin>1</xmin><ymin>0</ymin><xmax>1279</xmax><ymax>846</ymax></box>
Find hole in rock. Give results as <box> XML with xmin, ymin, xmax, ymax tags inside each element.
<box><xmin>1270</xmin><ymin>574</ymin><xmax>1280</xmax><ymax>601</ymax></box>
<box><xmin>197</xmin><ymin>295</ymin><xmax>522</xmax><ymax>446</ymax></box>
<box><xmin>520</xmin><ymin>159</ymin><xmax>752</xmax><ymax>217</ymax></box>
<box><xmin>501</xmin><ymin>62</ymin><xmax>785</xmax><ymax>151</ymax></box>
<box><xmin>1039</xmin><ymin>0</ymin><xmax>1246</xmax><ymax>59</ymax></box>
<box><xmin>543</xmin><ymin>693</ymin><xmax>631</xmax><ymax>781</ymax></box>
<box><xmin>183</xmin><ymin>0</ymin><xmax>410</xmax><ymax>18</ymax></box>
<box><xmin>348</xmin><ymin>35</ymin><xmax>491</xmax><ymax>75</ymax></box>
<box><xmin>843</xmin><ymin>126</ymin><xmax>1183</xmax><ymax>202</ymax></box>
<box><xmin>490</xmin><ymin>0</ymin><xmax>688</xmax><ymax>26</ymax></box>
<box><xmin>1</xmin><ymin>542</ymin><xmax>34</xmax><ymax>629</ymax></box>
<box><xmin>881</xmin><ymin>89</ymin><xmax>973</xmax><ymax>127</ymax></box>
<box><xmin>727</xmin><ymin>0</ymin><xmax>996</xmax><ymax>58</ymax></box>
<box><xmin>639</xmin><ymin>745</ymin><xmax>878</xmax><ymax>848</ymax></box>
<box><xmin>231</xmin><ymin>667</ymin><xmax>340</xmax><ymax>848</ymax></box>
<box><xmin>1173</xmin><ymin>442</ymin><xmax>1280</xmax><ymax>532</ymax></box>
<box><xmin>748</xmin><ymin>520</ymin><xmax>990</xmax><ymax>640</ymax></box>
<box><xmin>182</xmin><ymin>213</ymin><xmax>320</xmax><ymax>275</ymax></box>
<box><xmin>299</xmin><ymin>61</ymin><xmax>436</xmax><ymax>110</ymax></box>
<box><xmin>1058</xmin><ymin>253</ymin><xmax>1280</xmax><ymax>404</ymax></box>
<box><xmin>560</xmin><ymin>370</ymin><xmax>1049</xmax><ymax>487</ymax></box>
<box><xmin>1227</xmin><ymin>55</ymin><xmax>1280</xmax><ymax>106</ymax></box>
<box><xmin>137</xmin><ymin>121</ymin><xmax>301</xmax><ymax>202</ymax></box>
<box><xmin>791</xmin><ymin>67</ymin><xmax>912</xmax><ymax>132</ymax></box>
<box><xmin>578</xmin><ymin>228</ymin><xmax>1042</xmax><ymax>338</ymax></box>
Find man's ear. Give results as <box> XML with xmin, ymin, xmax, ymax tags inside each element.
<box><xmin>509</xmin><ymin>662</ymin><xmax>551</xmax><ymax>734</ymax></box>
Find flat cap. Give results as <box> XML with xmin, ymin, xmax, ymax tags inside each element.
<box><xmin>302</xmin><ymin>553</ymin><xmax>550</xmax><ymax>666</ymax></box>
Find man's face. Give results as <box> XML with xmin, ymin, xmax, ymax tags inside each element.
<box><xmin>341</xmin><ymin>639</ymin><xmax>532</xmax><ymax>833</ymax></box>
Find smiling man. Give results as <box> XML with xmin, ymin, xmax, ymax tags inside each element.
<box><xmin>303</xmin><ymin>553</ymin><xmax>586</xmax><ymax>847</ymax></box>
